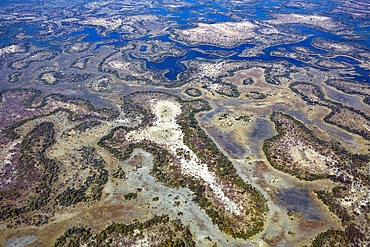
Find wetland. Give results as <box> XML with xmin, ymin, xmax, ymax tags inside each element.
<box><xmin>0</xmin><ymin>0</ymin><xmax>369</xmax><ymax>246</ymax></box>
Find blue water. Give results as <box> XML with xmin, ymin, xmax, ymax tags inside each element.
<box><xmin>0</xmin><ymin>24</ymin><xmax>42</xmax><ymax>45</ymax></box>
<box><xmin>334</xmin><ymin>15</ymin><xmax>370</xmax><ymax>45</ymax></box>
<box><xmin>252</xmin><ymin>9</ymin><xmax>269</xmax><ymax>19</ymax></box>
<box><xmin>147</xmin><ymin>49</ymin><xmax>221</xmax><ymax>80</ymax></box>
<box><xmin>149</xmin><ymin>3</ymin><xmax>231</xmax><ymax>26</ymax></box>
<box><xmin>47</xmin><ymin>23</ymin><xmax>368</xmax><ymax>82</ymax></box>
<box><xmin>56</xmin><ymin>28</ymin><xmax>127</xmax><ymax>43</ymax></box>
<box><xmin>139</xmin><ymin>45</ymin><xmax>148</xmax><ymax>52</ymax></box>
<box><xmin>5</xmin><ymin>0</ymin><xmax>368</xmax><ymax>83</ymax></box>
<box><xmin>333</xmin><ymin>56</ymin><xmax>360</xmax><ymax>65</ymax></box>
<box><xmin>146</xmin><ymin>25</ymin><xmax>367</xmax><ymax>81</ymax></box>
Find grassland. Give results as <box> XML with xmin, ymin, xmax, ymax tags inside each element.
<box><xmin>54</xmin><ymin>215</ymin><xmax>195</xmax><ymax>246</ymax></box>
<box><xmin>130</xmin><ymin>40</ymin><xmax>186</xmax><ymax>63</ymax></box>
<box><xmin>271</xmin><ymin>50</ymin><xmax>353</xmax><ymax>70</ymax></box>
<box><xmin>311</xmin><ymin>38</ymin><xmax>370</xmax><ymax>67</ymax></box>
<box><xmin>36</xmin><ymin>71</ymin><xmax>92</xmax><ymax>86</ymax></box>
<box><xmin>79</xmin><ymin>14</ymin><xmax>173</xmax><ymax>38</ymax></box>
<box><xmin>0</xmin><ymin>0</ymin><xmax>369</xmax><ymax>245</ymax></box>
<box><xmin>324</xmin><ymin>79</ymin><xmax>370</xmax><ymax>105</ymax></box>
<box><xmin>290</xmin><ymin>82</ymin><xmax>370</xmax><ymax>140</ymax></box>
<box><xmin>266</xmin><ymin>13</ymin><xmax>351</xmax><ymax>33</ymax></box>
<box><xmin>0</xmin><ymin>89</ymin><xmax>119</xmax><ymax>226</ymax></box>
<box><xmin>98</xmin><ymin>48</ymin><xmax>172</xmax><ymax>87</ymax></box>
<box><xmin>263</xmin><ymin>111</ymin><xmax>370</xmax><ymax>246</ymax></box>
<box><xmin>171</xmin><ymin>20</ymin><xmax>308</xmax><ymax>55</ymax></box>
<box><xmin>64</xmin><ymin>42</ymin><xmax>91</xmax><ymax>54</ymax></box>
<box><xmin>98</xmin><ymin>91</ymin><xmax>268</xmax><ymax>240</ymax></box>
<box><xmin>0</xmin><ymin>88</ymin><xmax>269</xmax><ymax>245</ymax></box>
<box><xmin>9</xmin><ymin>50</ymin><xmax>58</xmax><ymax>70</ymax></box>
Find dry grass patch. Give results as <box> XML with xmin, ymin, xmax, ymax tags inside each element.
<box><xmin>267</xmin><ymin>14</ymin><xmax>348</xmax><ymax>32</ymax></box>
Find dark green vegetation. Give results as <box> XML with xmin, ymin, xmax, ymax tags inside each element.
<box><xmin>37</xmin><ymin>71</ymin><xmax>92</xmax><ymax>85</ymax></box>
<box><xmin>311</xmin><ymin>223</ymin><xmax>364</xmax><ymax>247</ymax></box>
<box><xmin>264</xmin><ymin>112</ymin><xmax>327</xmax><ymax>181</ymax></box>
<box><xmin>200</xmin><ymin>80</ymin><xmax>240</xmax><ymax>98</ymax></box>
<box><xmin>98</xmin><ymin>91</ymin><xmax>268</xmax><ymax>240</ymax></box>
<box><xmin>0</xmin><ymin>89</ymin><xmax>119</xmax><ymax>226</ymax></box>
<box><xmin>1</xmin><ymin>88</ymin><xmax>119</xmax><ymax>140</ymax></box>
<box><xmin>70</xmin><ymin>120</ymin><xmax>102</xmax><ymax>134</ymax></box>
<box><xmin>246</xmin><ymin>91</ymin><xmax>268</xmax><ymax>100</ymax></box>
<box><xmin>112</xmin><ymin>166</ymin><xmax>126</xmax><ymax>179</ymax></box>
<box><xmin>324</xmin><ymin>79</ymin><xmax>370</xmax><ymax>105</ymax></box>
<box><xmin>235</xmin><ymin>115</ymin><xmax>251</xmax><ymax>122</ymax></box>
<box><xmin>184</xmin><ymin>87</ymin><xmax>202</xmax><ymax>97</ymax></box>
<box><xmin>311</xmin><ymin>188</ymin><xmax>366</xmax><ymax>247</ymax></box>
<box><xmin>215</xmin><ymin>82</ymin><xmax>240</xmax><ymax>98</ymax></box>
<box><xmin>264</xmin><ymin>69</ymin><xmax>280</xmax><ymax>85</ymax></box>
<box><xmin>7</xmin><ymin>71</ymin><xmax>22</xmax><ymax>84</ymax></box>
<box><xmin>153</xmin><ymin>196</ymin><xmax>159</xmax><ymax>201</ymax></box>
<box><xmin>218</xmin><ymin>113</ymin><xmax>229</xmax><ymax>120</ymax></box>
<box><xmin>290</xmin><ymin>82</ymin><xmax>370</xmax><ymax>140</ymax></box>
<box><xmin>364</xmin><ymin>96</ymin><xmax>370</xmax><ymax>105</ymax></box>
<box><xmin>0</xmin><ymin>0</ymin><xmax>368</xmax><ymax>245</ymax></box>
<box><xmin>263</xmin><ymin>111</ymin><xmax>368</xmax><ymax>182</ymax></box>
<box><xmin>54</xmin><ymin>227</ymin><xmax>93</xmax><ymax>247</ymax></box>
<box><xmin>0</xmin><ymin>122</ymin><xmax>58</xmax><ymax>221</ymax></box>
<box><xmin>263</xmin><ymin>111</ymin><xmax>369</xmax><ymax>246</ymax></box>
<box><xmin>123</xmin><ymin>192</ymin><xmax>137</xmax><ymax>200</ymax></box>
<box><xmin>71</xmin><ymin>56</ymin><xmax>92</xmax><ymax>70</ymax></box>
<box><xmin>9</xmin><ymin>49</ymin><xmax>58</xmax><ymax>70</ymax></box>
<box><xmin>243</xmin><ymin>77</ymin><xmax>254</xmax><ymax>85</ymax></box>
<box><xmin>0</xmin><ymin>88</ymin><xmax>43</xmax><ymax>106</ymax></box>
<box><xmin>54</xmin><ymin>215</ymin><xmax>195</xmax><ymax>246</ymax></box>
<box><xmin>45</xmin><ymin>93</ymin><xmax>120</xmax><ymax>120</ymax></box>
<box><xmin>55</xmin><ymin>147</ymin><xmax>108</xmax><ymax>207</ymax></box>
<box><xmin>218</xmin><ymin>113</ymin><xmax>251</xmax><ymax>124</ymax></box>
<box><xmin>264</xmin><ymin>62</ymin><xmax>297</xmax><ymax>85</ymax></box>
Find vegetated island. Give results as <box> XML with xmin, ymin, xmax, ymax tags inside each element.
<box><xmin>98</xmin><ymin>91</ymin><xmax>268</xmax><ymax>240</ymax></box>
<box><xmin>263</xmin><ymin>111</ymin><xmax>369</xmax><ymax>246</ymax></box>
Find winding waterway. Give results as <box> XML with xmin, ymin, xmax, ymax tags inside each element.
<box><xmin>8</xmin><ymin>0</ymin><xmax>370</xmax><ymax>83</ymax></box>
